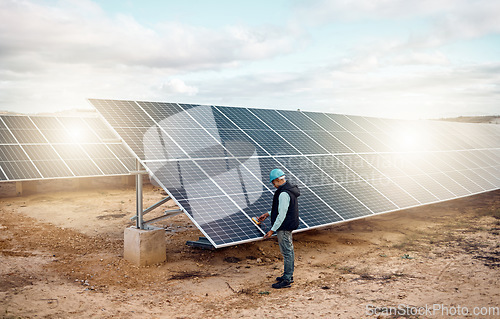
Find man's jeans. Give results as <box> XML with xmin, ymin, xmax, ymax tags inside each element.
<box><xmin>277</xmin><ymin>230</ymin><xmax>294</xmax><ymax>281</ymax></box>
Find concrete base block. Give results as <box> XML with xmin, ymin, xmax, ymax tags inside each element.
<box><xmin>16</xmin><ymin>181</ymin><xmax>38</xmax><ymax>196</ymax></box>
<box><xmin>124</xmin><ymin>227</ymin><xmax>166</xmax><ymax>266</ymax></box>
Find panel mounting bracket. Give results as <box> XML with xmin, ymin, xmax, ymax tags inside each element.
<box><xmin>133</xmin><ymin>159</ymin><xmax>182</xmax><ymax>230</ymax></box>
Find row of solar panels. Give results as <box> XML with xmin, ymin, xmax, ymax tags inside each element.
<box><xmin>0</xmin><ymin>115</ymin><xmax>135</xmax><ymax>181</ymax></box>
<box><xmin>89</xmin><ymin>100</ymin><xmax>500</xmax><ymax>247</ymax></box>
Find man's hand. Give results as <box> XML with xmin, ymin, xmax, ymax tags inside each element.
<box><xmin>258</xmin><ymin>212</ymin><xmax>269</xmax><ymax>222</ymax></box>
<box><xmin>263</xmin><ymin>230</ymin><xmax>274</xmax><ymax>239</ymax></box>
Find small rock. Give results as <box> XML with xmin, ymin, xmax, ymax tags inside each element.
<box><xmin>256</xmin><ymin>258</ymin><xmax>262</xmax><ymax>263</ymax></box>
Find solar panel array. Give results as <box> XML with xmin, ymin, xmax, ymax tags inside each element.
<box><xmin>89</xmin><ymin>99</ymin><xmax>500</xmax><ymax>248</ymax></box>
<box><xmin>0</xmin><ymin>114</ymin><xmax>135</xmax><ymax>181</ymax></box>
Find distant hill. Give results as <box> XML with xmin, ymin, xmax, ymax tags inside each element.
<box><xmin>438</xmin><ymin>115</ymin><xmax>500</xmax><ymax>124</ymax></box>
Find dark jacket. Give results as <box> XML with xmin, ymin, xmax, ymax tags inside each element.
<box><xmin>270</xmin><ymin>181</ymin><xmax>300</xmax><ymax>231</ymax></box>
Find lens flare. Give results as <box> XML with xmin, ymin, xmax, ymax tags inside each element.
<box><xmin>68</xmin><ymin>127</ymin><xmax>82</xmax><ymax>141</ymax></box>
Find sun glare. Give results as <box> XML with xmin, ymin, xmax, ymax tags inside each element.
<box><xmin>68</xmin><ymin>127</ymin><xmax>83</xmax><ymax>142</ymax></box>
<box><xmin>393</xmin><ymin>125</ymin><xmax>427</xmax><ymax>152</ymax></box>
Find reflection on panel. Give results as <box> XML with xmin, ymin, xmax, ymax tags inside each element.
<box><xmin>0</xmin><ymin>114</ymin><xmax>134</xmax><ymax>181</ymax></box>
<box><xmin>89</xmin><ymin>99</ymin><xmax>500</xmax><ymax>248</ymax></box>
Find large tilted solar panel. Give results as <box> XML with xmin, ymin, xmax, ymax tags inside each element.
<box><xmin>89</xmin><ymin>99</ymin><xmax>500</xmax><ymax>248</ymax></box>
<box><xmin>0</xmin><ymin>115</ymin><xmax>135</xmax><ymax>181</ymax></box>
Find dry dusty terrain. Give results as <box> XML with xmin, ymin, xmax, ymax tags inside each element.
<box><xmin>0</xmin><ymin>183</ymin><xmax>499</xmax><ymax>318</ymax></box>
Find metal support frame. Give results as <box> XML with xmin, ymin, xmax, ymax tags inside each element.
<box><xmin>132</xmin><ymin>159</ymin><xmax>183</xmax><ymax>230</ymax></box>
<box><xmin>133</xmin><ymin>159</ymin><xmax>145</xmax><ymax>229</ymax></box>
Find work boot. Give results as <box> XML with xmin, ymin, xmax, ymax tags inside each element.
<box><xmin>275</xmin><ymin>276</ymin><xmax>294</xmax><ymax>283</ymax></box>
<box><xmin>272</xmin><ymin>279</ymin><xmax>292</xmax><ymax>289</ymax></box>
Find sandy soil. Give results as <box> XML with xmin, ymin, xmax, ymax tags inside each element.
<box><xmin>1</xmin><ymin>184</ymin><xmax>499</xmax><ymax>318</ymax></box>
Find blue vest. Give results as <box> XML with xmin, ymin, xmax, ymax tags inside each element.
<box><xmin>270</xmin><ymin>181</ymin><xmax>300</xmax><ymax>231</ymax></box>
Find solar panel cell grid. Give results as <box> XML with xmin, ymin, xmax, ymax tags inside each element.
<box><xmin>0</xmin><ymin>114</ymin><xmax>134</xmax><ymax>181</ymax></box>
<box><xmin>325</xmin><ymin>114</ymin><xmax>365</xmax><ymax>132</ymax></box>
<box><xmin>276</xmin><ymin>110</ymin><xmax>325</xmax><ymax>131</ymax></box>
<box><xmin>88</xmin><ymin>99</ymin><xmax>500</xmax><ymax>248</ymax></box>
<box><xmin>332</xmin><ymin>131</ymin><xmax>374</xmax><ymax>153</ymax></box>
<box><xmin>216</xmin><ymin>106</ymin><xmax>269</xmax><ymax>130</ymax></box>
<box><xmin>249</xmin><ymin>109</ymin><xmax>297</xmax><ymax>130</ymax></box>
<box><xmin>388</xmin><ymin>175</ymin><xmax>439</xmax><ymax>204</ymax></box>
<box><xmin>0</xmin><ymin>128</ymin><xmax>16</xmax><ymax>144</ymax></box>
<box><xmin>244</xmin><ymin>130</ymin><xmax>300</xmax><ymax>156</ymax></box>
<box><xmin>301</xmin><ymin>112</ymin><xmax>346</xmax><ymax>132</ymax></box>
<box><xmin>368</xmin><ymin>178</ymin><xmax>420</xmax><ymax>208</ymax></box>
<box><xmin>345</xmin><ymin>115</ymin><xmax>382</xmax><ymax>133</ymax></box>
<box><xmin>340</xmin><ymin>180</ymin><xmax>398</xmax><ymax>213</ymax></box>
<box><xmin>277</xmin><ymin>130</ymin><xmax>328</xmax><ymax>155</ymax></box>
<box><xmin>302</xmin><ymin>131</ymin><xmax>352</xmax><ymax>154</ymax></box>
<box><xmin>309</xmin><ymin>184</ymin><xmax>370</xmax><ymax>220</ymax></box>
<box><xmin>218</xmin><ymin>129</ymin><xmax>267</xmax><ymax>157</ymax></box>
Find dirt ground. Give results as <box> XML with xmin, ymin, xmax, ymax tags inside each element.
<box><xmin>0</xmin><ymin>182</ymin><xmax>499</xmax><ymax>318</ymax></box>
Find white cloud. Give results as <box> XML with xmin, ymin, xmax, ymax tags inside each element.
<box><xmin>392</xmin><ymin>51</ymin><xmax>449</xmax><ymax>66</ymax></box>
<box><xmin>161</xmin><ymin>79</ymin><xmax>198</xmax><ymax>96</ymax></box>
<box><xmin>0</xmin><ymin>0</ymin><xmax>497</xmax><ymax>119</ymax></box>
<box><xmin>0</xmin><ymin>0</ymin><xmax>304</xmax><ymax>113</ymax></box>
<box><xmin>294</xmin><ymin>0</ymin><xmax>500</xmax><ymax>47</ymax></box>
<box><xmin>187</xmin><ymin>61</ymin><xmax>500</xmax><ymax>119</ymax></box>
<box><xmin>0</xmin><ymin>0</ymin><xmax>301</xmax><ymax>72</ymax></box>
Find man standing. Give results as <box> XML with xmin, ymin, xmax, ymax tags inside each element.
<box><xmin>258</xmin><ymin>168</ymin><xmax>300</xmax><ymax>289</ymax></box>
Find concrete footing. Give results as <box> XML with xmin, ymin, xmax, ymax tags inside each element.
<box><xmin>124</xmin><ymin>227</ymin><xmax>166</xmax><ymax>266</ymax></box>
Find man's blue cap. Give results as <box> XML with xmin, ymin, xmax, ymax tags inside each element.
<box><xmin>269</xmin><ymin>168</ymin><xmax>285</xmax><ymax>183</ymax></box>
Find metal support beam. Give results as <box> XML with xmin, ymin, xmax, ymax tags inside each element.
<box><xmin>143</xmin><ymin>209</ymin><xmax>183</xmax><ymax>226</ymax></box>
<box><xmin>135</xmin><ymin>159</ymin><xmax>144</xmax><ymax>229</ymax></box>
<box><xmin>131</xmin><ymin>161</ymin><xmax>182</xmax><ymax>229</ymax></box>
<box><xmin>131</xmin><ymin>196</ymin><xmax>171</xmax><ymax>221</ymax></box>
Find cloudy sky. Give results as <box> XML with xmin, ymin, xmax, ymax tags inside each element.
<box><xmin>1</xmin><ymin>0</ymin><xmax>499</xmax><ymax>119</ymax></box>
